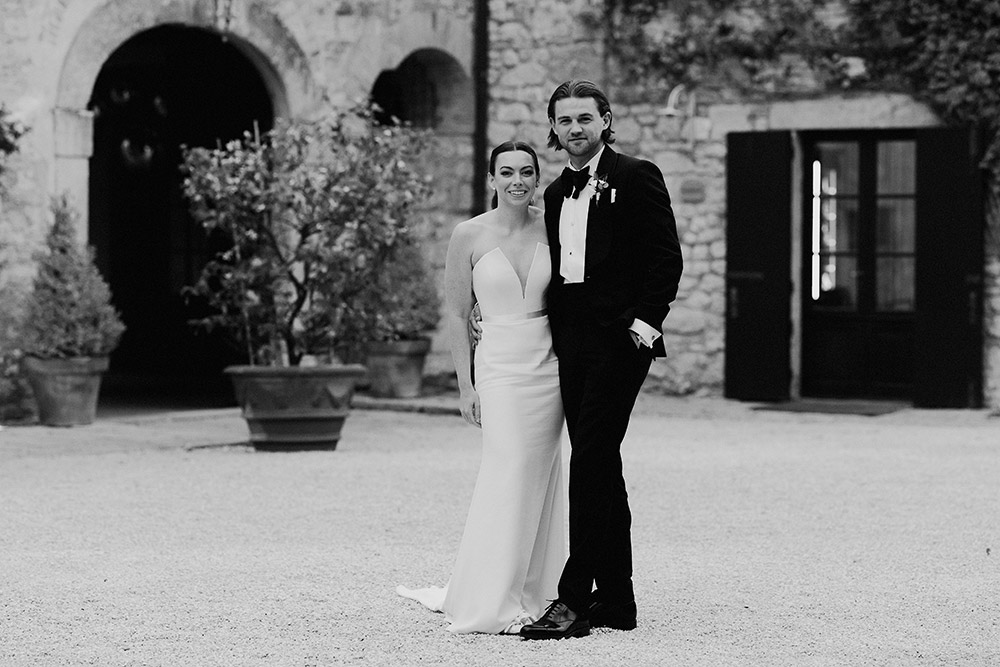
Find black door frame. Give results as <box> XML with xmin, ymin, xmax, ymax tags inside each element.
<box><xmin>88</xmin><ymin>25</ymin><xmax>275</xmax><ymax>397</ymax></box>
<box><xmin>724</xmin><ymin>126</ymin><xmax>985</xmax><ymax>408</ymax></box>
<box><xmin>798</xmin><ymin>129</ymin><xmax>919</xmax><ymax>401</ymax></box>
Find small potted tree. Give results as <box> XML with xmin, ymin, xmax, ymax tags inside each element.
<box><xmin>360</xmin><ymin>242</ymin><xmax>442</xmax><ymax>398</ymax></box>
<box><xmin>20</xmin><ymin>195</ymin><xmax>126</xmax><ymax>426</ymax></box>
<box><xmin>181</xmin><ymin>103</ymin><xmax>431</xmax><ymax>450</ymax></box>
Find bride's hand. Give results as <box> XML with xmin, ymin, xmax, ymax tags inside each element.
<box><xmin>459</xmin><ymin>389</ymin><xmax>481</xmax><ymax>428</ymax></box>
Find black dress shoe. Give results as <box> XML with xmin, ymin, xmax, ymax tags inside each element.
<box><xmin>588</xmin><ymin>599</ymin><xmax>637</xmax><ymax>630</ymax></box>
<box><xmin>519</xmin><ymin>601</ymin><xmax>590</xmax><ymax>640</ymax></box>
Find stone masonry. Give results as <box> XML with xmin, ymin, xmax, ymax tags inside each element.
<box><xmin>0</xmin><ymin>0</ymin><xmax>997</xmax><ymax>405</ymax></box>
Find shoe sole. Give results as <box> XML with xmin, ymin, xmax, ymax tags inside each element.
<box><xmin>591</xmin><ymin>620</ymin><xmax>637</xmax><ymax>631</ymax></box>
<box><xmin>520</xmin><ymin>625</ymin><xmax>591</xmax><ymax>640</ymax></box>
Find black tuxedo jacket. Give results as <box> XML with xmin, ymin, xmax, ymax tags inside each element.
<box><xmin>543</xmin><ymin>146</ymin><xmax>683</xmax><ymax>358</ymax></box>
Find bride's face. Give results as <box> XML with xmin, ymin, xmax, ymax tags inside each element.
<box><xmin>490</xmin><ymin>150</ymin><xmax>538</xmax><ymax>207</ymax></box>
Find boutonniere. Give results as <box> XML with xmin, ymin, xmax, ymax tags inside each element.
<box><xmin>591</xmin><ymin>175</ymin><xmax>610</xmax><ymax>204</ymax></box>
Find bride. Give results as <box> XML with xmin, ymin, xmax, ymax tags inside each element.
<box><xmin>397</xmin><ymin>141</ymin><xmax>567</xmax><ymax>634</ymax></box>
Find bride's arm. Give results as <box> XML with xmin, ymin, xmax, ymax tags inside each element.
<box><xmin>444</xmin><ymin>222</ymin><xmax>480</xmax><ymax>427</ymax></box>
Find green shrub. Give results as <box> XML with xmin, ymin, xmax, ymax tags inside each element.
<box><xmin>0</xmin><ymin>101</ymin><xmax>31</xmax><ymax>421</ymax></box>
<box><xmin>0</xmin><ymin>251</ymin><xmax>32</xmax><ymax>422</ymax></box>
<box><xmin>20</xmin><ymin>195</ymin><xmax>125</xmax><ymax>358</ymax></box>
<box><xmin>357</xmin><ymin>242</ymin><xmax>442</xmax><ymax>343</ymax></box>
<box><xmin>181</xmin><ymin>103</ymin><xmax>432</xmax><ymax>365</ymax></box>
<box><xmin>0</xmin><ymin>103</ymin><xmax>26</xmax><ymax>178</ymax></box>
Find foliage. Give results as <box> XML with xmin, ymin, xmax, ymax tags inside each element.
<box><xmin>181</xmin><ymin>103</ymin><xmax>432</xmax><ymax>366</ymax></box>
<box><xmin>0</xmin><ymin>244</ymin><xmax>32</xmax><ymax>422</ymax></box>
<box><xmin>603</xmin><ymin>0</ymin><xmax>1000</xmax><ymax>243</ymax></box>
<box><xmin>354</xmin><ymin>242</ymin><xmax>442</xmax><ymax>343</ymax></box>
<box><xmin>601</xmin><ymin>0</ymin><xmax>843</xmax><ymax>96</ymax></box>
<box><xmin>0</xmin><ymin>103</ymin><xmax>28</xmax><ymax>202</ymax></box>
<box><xmin>843</xmin><ymin>0</ymin><xmax>1000</xmax><ymax>246</ymax></box>
<box><xmin>0</xmin><ymin>103</ymin><xmax>27</xmax><ymax>172</ymax></box>
<box><xmin>844</xmin><ymin>0</ymin><xmax>1000</xmax><ymax>113</ymax></box>
<box><xmin>0</xmin><ymin>348</ymin><xmax>32</xmax><ymax>422</ymax></box>
<box><xmin>0</xmin><ymin>104</ymin><xmax>31</xmax><ymax>419</ymax></box>
<box><xmin>20</xmin><ymin>195</ymin><xmax>126</xmax><ymax>359</ymax></box>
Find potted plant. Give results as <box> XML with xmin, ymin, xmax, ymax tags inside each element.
<box><xmin>0</xmin><ymin>102</ymin><xmax>33</xmax><ymax>424</ymax></box>
<box><xmin>181</xmin><ymin>103</ymin><xmax>431</xmax><ymax>450</ymax></box>
<box><xmin>359</xmin><ymin>242</ymin><xmax>442</xmax><ymax>398</ymax></box>
<box><xmin>20</xmin><ymin>194</ymin><xmax>126</xmax><ymax>426</ymax></box>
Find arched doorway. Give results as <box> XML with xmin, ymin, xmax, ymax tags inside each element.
<box><xmin>369</xmin><ymin>48</ymin><xmax>475</xmax><ymax>374</ymax></box>
<box><xmin>371</xmin><ymin>48</ymin><xmax>472</xmax><ymax>132</ymax></box>
<box><xmin>87</xmin><ymin>25</ymin><xmax>275</xmax><ymax>402</ymax></box>
<box><xmin>370</xmin><ymin>48</ymin><xmax>474</xmax><ymax>214</ymax></box>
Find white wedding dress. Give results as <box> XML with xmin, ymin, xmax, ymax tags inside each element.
<box><xmin>397</xmin><ymin>242</ymin><xmax>567</xmax><ymax>634</ymax></box>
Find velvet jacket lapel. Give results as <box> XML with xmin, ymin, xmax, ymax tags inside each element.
<box><xmin>583</xmin><ymin>146</ymin><xmax>619</xmax><ymax>271</ymax></box>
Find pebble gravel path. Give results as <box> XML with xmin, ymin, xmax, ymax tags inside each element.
<box><xmin>2</xmin><ymin>396</ymin><xmax>998</xmax><ymax>666</ymax></box>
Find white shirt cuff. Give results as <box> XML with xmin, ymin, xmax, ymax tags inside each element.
<box><xmin>628</xmin><ymin>318</ymin><xmax>661</xmax><ymax>348</ymax></box>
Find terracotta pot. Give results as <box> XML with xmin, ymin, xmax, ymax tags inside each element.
<box><xmin>225</xmin><ymin>364</ymin><xmax>367</xmax><ymax>451</ymax></box>
<box><xmin>23</xmin><ymin>356</ymin><xmax>110</xmax><ymax>427</ymax></box>
<box><xmin>365</xmin><ymin>338</ymin><xmax>431</xmax><ymax>399</ymax></box>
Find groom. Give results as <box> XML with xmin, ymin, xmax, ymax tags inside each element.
<box><xmin>520</xmin><ymin>80</ymin><xmax>683</xmax><ymax>640</ymax></box>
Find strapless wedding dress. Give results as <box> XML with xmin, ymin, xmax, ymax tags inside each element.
<box><xmin>397</xmin><ymin>242</ymin><xmax>567</xmax><ymax>634</ymax></box>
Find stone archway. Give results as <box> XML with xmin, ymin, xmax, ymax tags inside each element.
<box><xmin>51</xmin><ymin>0</ymin><xmax>315</xmax><ymax>401</ymax></box>
<box><xmin>56</xmin><ymin>0</ymin><xmax>311</xmax><ymax>113</ymax></box>
<box><xmin>85</xmin><ymin>24</ymin><xmax>277</xmax><ymax>397</ymax></box>
<box><xmin>371</xmin><ymin>49</ymin><xmax>474</xmax><ymax>134</ymax></box>
<box><xmin>53</xmin><ymin>0</ymin><xmax>314</xmax><ymax>229</ymax></box>
<box><xmin>369</xmin><ymin>48</ymin><xmax>475</xmax><ymax>374</ymax></box>
<box><xmin>370</xmin><ymin>47</ymin><xmax>474</xmax><ymax>220</ymax></box>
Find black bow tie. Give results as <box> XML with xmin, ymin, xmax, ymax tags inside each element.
<box><xmin>561</xmin><ymin>166</ymin><xmax>590</xmax><ymax>199</ymax></box>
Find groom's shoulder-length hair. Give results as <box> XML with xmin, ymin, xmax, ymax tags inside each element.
<box><xmin>546</xmin><ymin>79</ymin><xmax>616</xmax><ymax>151</ymax></box>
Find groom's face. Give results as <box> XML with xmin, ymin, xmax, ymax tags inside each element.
<box><xmin>550</xmin><ymin>96</ymin><xmax>610</xmax><ymax>165</ymax></box>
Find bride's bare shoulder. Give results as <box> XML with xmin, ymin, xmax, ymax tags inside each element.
<box><xmin>449</xmin><ymin>213</ymin><xmax>496</xmax><ymax>268</ymax></box>
<box><xmin>451</xmin><ymin>211</ymin><xmax>495</xmax><ymax>243</ymax></box>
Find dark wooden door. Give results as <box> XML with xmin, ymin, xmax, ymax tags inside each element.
<box><xmin>88</xmin><ymin>25</ymin><xmax>273</xmax><ymax>397</ymax></box>
<box><xmin>800</xmin><ymin>128</ymin><xmax>984</xmax><ymax>406</ymax></box>
<box><xmin>800</xmin><ymin>132</ymin><xmax>918</xmax><ymax>399</ymax></box>
<box><xmin>913</xmin><ymin>127</ymin><xmax>984</xmax><ymax>408</ymax></box>
<box><xmin>724</xmin><ymin>131</ymin><xmax>792</xmax><ymax>400</ymax></box>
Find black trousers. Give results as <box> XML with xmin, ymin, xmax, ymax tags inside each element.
<box><xmin>553</xmin><ymin>317</ymin><xmax>653</xmax><ymax>614</ymax></box>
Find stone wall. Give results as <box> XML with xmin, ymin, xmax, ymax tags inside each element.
<box><xmin>0</xmin><ymin>0</ymin><xmax>59</xmax><ymax>294</ymax></box>
<box><xmin>0</xmin><ymin>0</ymin><xmax>475</xmax><ymax>374</ymax></box>
<box><xmin>485</xmin><ymin>2</ymin><xmax>1000</xmax><ymax>408</ymax></box>
<box><xmin>613</xmin><ymin>101</ymin><xmax>728</xmax><ymax>394</ymax></box>
<box><xmin>2</xmin><ymin>0</ymin><xmax>998</xmax><ymax>407</ymax></box>
<box><xmin>487</xmin><ymin>0</ymin><xmax>727</xmax><ymax>395</ymax></box>
<box><xmin>488</xmin><ymin>0</ymin><xmax>605</xmax><ymax>177</ymax></box>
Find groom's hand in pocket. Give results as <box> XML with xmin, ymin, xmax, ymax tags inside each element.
<box><xmin>628</xmin><ymin>330</ymin><xmax>642</xmax><ymax>349</ymax></box>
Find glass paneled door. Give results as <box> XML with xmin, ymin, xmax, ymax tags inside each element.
<box><xmin>802</xmin><ymin>132</ymin><xmax>917</xmax><ymax>399</ymax></box>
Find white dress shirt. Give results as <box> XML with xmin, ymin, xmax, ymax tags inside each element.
<box><xmin>558</xmin><ymin>147</ymin><xmax>661</xmax><ymax>349</ymax></box>
<box><xmin>559</xmin><ymin>148</ymin><xmax>604</xmax><ymax>284</ymax></box>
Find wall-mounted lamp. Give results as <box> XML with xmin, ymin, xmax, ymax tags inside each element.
<box><xmin>120</xmin><ymin>138</ymin><xmax>154</xmax><ymax>170</ymax></box>
<box><xmin>659</xmin><ymin>84</ymin><xmax>696</xmax><ymax>117</ymax></box>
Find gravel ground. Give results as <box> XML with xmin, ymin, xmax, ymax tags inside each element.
<box><xmin>1</xmin><ymin>397</ymin><xmax>998</xmax><ymax>666</ymax></box>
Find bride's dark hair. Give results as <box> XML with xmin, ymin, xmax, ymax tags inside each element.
<box><xmin>489</xmin><ymin>141</ymin><xmax>540</xmax><ymax>208</ymax></box>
